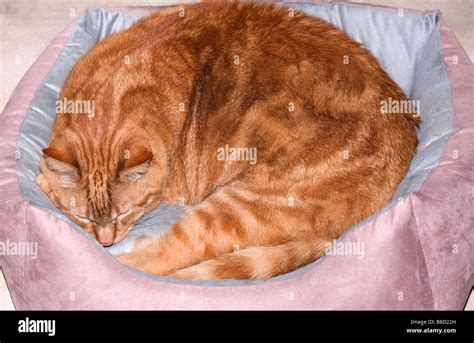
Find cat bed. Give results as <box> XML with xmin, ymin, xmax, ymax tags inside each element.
<box><xmin>0</xmin><ymin>2</ymin><xmax>472</xmax><ymax>309</ymax></box>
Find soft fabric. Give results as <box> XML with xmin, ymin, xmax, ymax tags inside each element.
<box><xmin>14</xmin><ymin>4</ymin><xmax>452</xmax><ymax>265</ymax></box>
<box><xmin>0</xmin><ymin>2</ymin><xmax>472</xmax><ymax>309</ymax></box>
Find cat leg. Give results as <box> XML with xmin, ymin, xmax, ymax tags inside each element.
<box><xmin>114</xmin><ymin>185</ymin><xmax>319</xmax><ymax>276</ymax></box>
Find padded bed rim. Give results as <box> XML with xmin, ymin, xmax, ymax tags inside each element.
<box><xmin>0</xmin><ymin>2</ymin><xmax>472</xmax><ymax>309</ymax></box>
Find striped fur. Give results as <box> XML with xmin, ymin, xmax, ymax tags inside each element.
<box><xmin>37</xmin><ymin>3</ymin><xmax>418</xmax><ymax>279</ymax></box>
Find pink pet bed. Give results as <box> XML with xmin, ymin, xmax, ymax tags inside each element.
<box><xmin>0</xmin><ymin>2</ymin><xmax>472</xmax><ymax>309</ymax></box>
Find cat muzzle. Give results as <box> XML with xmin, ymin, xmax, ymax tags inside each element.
<box><xmin>94</xmin><ymin>226</ymin><xmax>115</xmax><ymax>247</ymax></box>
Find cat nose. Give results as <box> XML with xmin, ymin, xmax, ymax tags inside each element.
<box><xmin>101</xmin><ymin>240</ymin><xmax>114</xmax><ymax>247</ymax></box>
<box><xmin>94</xmin><ymin>225</ymin><xmax>115</xmax><ymax>247</ymax></box>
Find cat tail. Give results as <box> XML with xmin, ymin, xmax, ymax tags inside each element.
<box><xmin>170</xmin><ymin>237</ymin><xmax>329</xmax><ymax>280</ymax></box>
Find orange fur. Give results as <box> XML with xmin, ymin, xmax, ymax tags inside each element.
<box><xmin>38</xmin><ymin>3</ymin><xmax>419</xmax><ymax>279</ymax></box>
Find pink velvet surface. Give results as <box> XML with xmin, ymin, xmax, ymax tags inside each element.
<box><xmin>0</xmin><ymin>3</ymin><xmax>472</xmax><ymax>310</ymax></box>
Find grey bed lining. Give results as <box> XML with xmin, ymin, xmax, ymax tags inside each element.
<box><xmin>16</xmin><ymin>3</ymin><xmax>453</xmax><ymax>286</ymax></box>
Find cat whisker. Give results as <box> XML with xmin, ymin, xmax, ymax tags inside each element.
<box><xmin>135</xmin><ymin>215</ymin><xmax>162</xmax><ymax>225</ymax></box>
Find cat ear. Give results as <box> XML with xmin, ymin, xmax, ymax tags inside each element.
<box><xmin>42</xmin><ymin>147</ymin><xmax>79</xmax><ymax>186</ymax></box>
<box><xmin>119</xmin><ymin>146</ymin><xmax>153</xmax><ymax>182</ymax></box>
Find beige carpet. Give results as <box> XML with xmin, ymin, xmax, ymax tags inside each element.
<box><xmin>0</xmin><ymin>0</ymin><xmax>472</xmax><ymax>310</ymax></box>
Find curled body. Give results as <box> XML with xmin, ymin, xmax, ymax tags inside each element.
<box><xmin>37</xmin><ymin>3</ymin><xmax>419</xmax><ymax>280</ymax></box>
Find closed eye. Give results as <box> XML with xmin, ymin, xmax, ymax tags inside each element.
<box><xmin>109</xmin><ymin>209</ymin><xmax>132</xmax><ymax>222</ymax></box>
<box><xmin>75</xmin><ymin>215</ymin><xmax>98</xmax><ymax>224</ymax></box>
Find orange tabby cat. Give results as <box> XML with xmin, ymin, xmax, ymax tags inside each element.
<box><xmin>36</xmin><ymin>3</ymin><xmax>419</xmax><ymax>280</ymax></box>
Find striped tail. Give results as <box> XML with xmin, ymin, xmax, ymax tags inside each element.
<box><xmin>170</xmin><ymin>238</ymin><xmax>329</xmax><ymax>280</ymax></box>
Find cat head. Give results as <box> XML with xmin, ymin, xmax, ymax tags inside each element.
<box><xmin>38</xmin><ymin>137</ymin><xmax>164</xmax><ymax>246</ymax></box>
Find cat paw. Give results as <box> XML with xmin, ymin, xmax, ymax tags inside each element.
<box><xmin>169</xmin><ymin>268</ymin><xmax>199</xmax><ymax>280</ymax></box>
<box><xmin>114</xmin><ymin>247</ymin><xmax>178</xmax><ymax>277</ymax></box>
<box><xmin>36</xmin><ymin>173</ymin><xmax>51</xmax><ymax>194</ymax></box>
<box><xmin>133</xmin><ymin>234</ymin><xmax>153</xmax><ymax>250</ymax></box>
<box><xmin>36</xmin><ymin>174</ymin><xmax>59</xmax><ymax>207</ymax></box>
<box><xmin>114</xmin><ymin>252</ymin><xmax>134</xmax><ymax>267</ymax></box>
<box><xmin>169</xmin><ymin>261</ymin><xmax>217</xmax><ymax>280</ymax></box>
<box><xmin>114</xmin><ymin>250</ymin><xmax>157</xmax><ymax>273</ymax></box>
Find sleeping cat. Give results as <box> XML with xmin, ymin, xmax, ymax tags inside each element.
<box><xmin>36</xmin><ymin>2</ymin><xmax>419</xmax><ymax>280</ymax></box>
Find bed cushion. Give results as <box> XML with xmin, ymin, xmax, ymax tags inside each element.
<box><xmin>0</xmin><ymin>2</ymin><xmax>472</xmax><ymax>309</ymax></box>
<box><xmin>15</xmin><ymin>4</ymin><xmax>452</xmax><ymax>261</ymax></box>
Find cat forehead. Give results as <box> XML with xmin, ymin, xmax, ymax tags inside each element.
<box><xmin>86</xmin><ymin>174</ymin><xmax>112</xmax><ymax>217</ymax></box>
